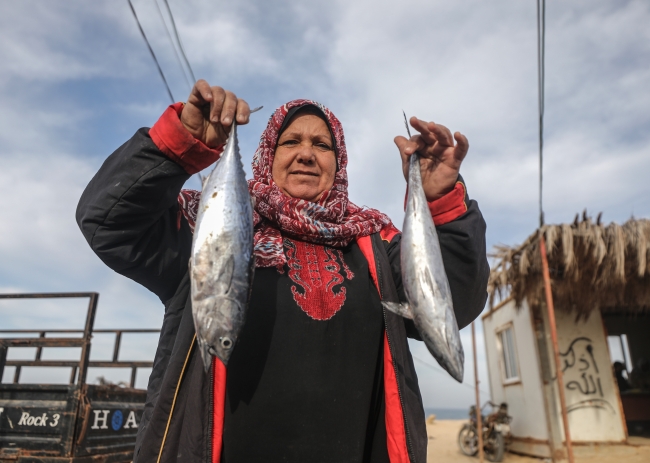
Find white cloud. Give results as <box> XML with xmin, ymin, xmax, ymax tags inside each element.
<box><xmin>0</xmin><ymin>151</ymin><xmax>163</xmax><ymax>326</ymax></box>
<box><xmin>0</xmin><ymin>2</ymin><xmax>140</xmax><ymax>84</ymax></box>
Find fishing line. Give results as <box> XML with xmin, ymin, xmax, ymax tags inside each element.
<box><xmin>128</xmin><ymin>0</ymin><xmax>175</xmax><ymax>103</ymax></box>
<box><xmin>412</xmin><ymin>355</ymin><xmax>491</xmax><ymax>396</ymax></box>
<box><xmin>153</xmin><ymin>0</ymin><xmax>192</xmax><ymax>90</ymax></box>
<box><xmin>162</xmin><ymin>0</ymin><xmax>197</xmax><ymax>83</ymax></box>
<box><xmin>537</xmin><ymin>0</ymin><xmax>546</xmax><ymax>227</ymax></box>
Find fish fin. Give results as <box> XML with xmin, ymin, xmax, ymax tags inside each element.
<box><xmin>382</xmin><ymin>301</ymin><xmax>413</xmax><ymax>319</ymax></box>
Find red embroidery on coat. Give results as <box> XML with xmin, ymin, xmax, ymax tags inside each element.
<box><xmin>284</xmin><ymin>239</ymin><xmax>354</xmax><ymax>320</ymax></box>
<box><xmin>337</xmin><ymin>250</ymin><xmax>354</xmax><ymax>280</ymax></box>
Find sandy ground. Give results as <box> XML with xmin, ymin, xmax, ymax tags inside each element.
<box><xmin>427</xmin><ymin>419</ymin><xmax>650</xmax><ymax>463</ymax></box>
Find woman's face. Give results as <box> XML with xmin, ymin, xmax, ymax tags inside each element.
<box><xmin>272</xmin><ymin>113</ymin><xmax>337</xmax><ymax>202</ymax></box>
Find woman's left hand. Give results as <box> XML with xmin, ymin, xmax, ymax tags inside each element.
<box><xmin>394</xmin><ymin>117</ymin><xmax>469</xmax><ymax>202</ymax></box>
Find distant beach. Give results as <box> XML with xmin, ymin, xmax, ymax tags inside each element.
<box><xmin>424</xmin><ymin>408</ymin><xmax>467</xmax><ymax>420</ymax></box>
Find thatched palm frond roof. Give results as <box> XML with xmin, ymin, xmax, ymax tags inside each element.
<box><xmin>488</xmin><ymin>215</ymin><xmax>650</xmax><ymax>317</ymax></box>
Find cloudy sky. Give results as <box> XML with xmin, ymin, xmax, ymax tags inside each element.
<box><xmin>1</xmin><ymin>0</ymin><xmax>648</xmax><ymax>409</ymax></box>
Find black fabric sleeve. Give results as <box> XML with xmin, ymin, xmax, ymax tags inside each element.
<box><xmin>384</xmin><ymin>192</ymin><xmax>489</xmax><ymax>333</ymax></box>
<box><xmin>76</xmin><ymin>128</ymin><xmax>194</xmax><ymax>302</ymax></box>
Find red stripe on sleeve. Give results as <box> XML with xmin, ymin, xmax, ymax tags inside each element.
<box><xmin>383</xmin><ymin>334</ymin><xmax>411</xmax><ymax>463</ymax></box>
<box><xmin>428</xmin><ymin>181</ymin><xmax>467</xmax><ymax>225</ymax></box>
<box><xmin>403</xmin><ymin>181</ymin><xmax>468</xmax><ymax>226</ymax></box>
<box><xmin>211</xmin><ymin>358</ymin><xmax>227</xmax><ymax>463</ymax></box>
<box><xmin>149</xmin><ymin>102</ymin><xmax>224</xmax><ymax>175</ymax></box>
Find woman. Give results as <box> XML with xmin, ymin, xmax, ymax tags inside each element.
<box><xmin>76</xmin><ymin>81</ymin><xmax>489</xmax><ymax>463</ymax></box>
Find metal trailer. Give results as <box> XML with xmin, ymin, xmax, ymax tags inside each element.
<box><xmin>0</xmin><ymin>293</ymin><xmax>159</xmax><ymax>462</ymax></box>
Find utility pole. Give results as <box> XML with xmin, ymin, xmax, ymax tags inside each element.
<box><xmin>540</xmin><ymin>236</ymin><xmax>575</xmax><ymax>463</ymax></box>
<box><xmin>472</xmin><ymin>322</ymin><xmax>484</xmax><ymax>463</ymax></box>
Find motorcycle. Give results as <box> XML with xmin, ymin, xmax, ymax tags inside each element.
<box><xmin>458</xmin><ymin>401</ymin><xmax>512</xmax><ymax>462</ymax></box>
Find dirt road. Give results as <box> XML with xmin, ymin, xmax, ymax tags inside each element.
<box><xmin>427</xmin><ymin>419</ymin><xmax>650</xmax><ymax>463</ymax></box>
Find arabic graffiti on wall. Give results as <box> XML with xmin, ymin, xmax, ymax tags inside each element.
<box><xmin>560</xmin><ymin>337</ymin><xmax>615</xmax><ymax>414</ymax></box>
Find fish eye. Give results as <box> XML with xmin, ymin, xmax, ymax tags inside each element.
<box><xmin>220</xmin><ymin>337</ymin><xmax>233</xmax><ymax>349</ymax></box>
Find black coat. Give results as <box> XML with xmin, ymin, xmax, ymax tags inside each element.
<box><xmin>76</xmin><ymin>128</ymin><xmax>489</xmax><ymax>463</ymax></box>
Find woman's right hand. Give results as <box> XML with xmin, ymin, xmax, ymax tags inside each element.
<box><xmin>180</xmin><ymin>80</ymin><xmax>251</xmax><ymax>148</ymax></box>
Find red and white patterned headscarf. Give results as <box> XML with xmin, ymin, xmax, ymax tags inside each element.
<box><xmin>179</xmin><ymin>99</ymin><xmax>394</xmax><ymax>267</ymax></box>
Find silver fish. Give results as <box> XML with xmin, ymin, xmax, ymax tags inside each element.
<box><xmin>382</xmin><ymin>114</ymin><xmax>464</xmax><ymax>382</ymax></box>
<box><xmin>190</xmin><ymin>123</ymin><xmax>255</xmax><ymax>371</ymax></box>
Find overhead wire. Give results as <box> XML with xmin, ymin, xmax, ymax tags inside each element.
<box><xmin>537</xmin><ymin>0</ymin><xmax>546</xmax><ymax>227</ymax></box>
<box><xmin>162</xmin><ymin>0</ymin><xmax>197</xmax><ymax>83</ymax></box>
<box><xmin>153</xmin><ymin>0</ymin><xmax>192</xmax><ymax>91</ymax></box>
<box><xmin>157</xmin><ymin>0</ymin><xmax>200</xmax><ymax>186</ymax></box>
<box><xmin>128</xmin><ymin>0</ymin><xmax>175</xmax><ymax>103</ymax></box>
<box><xmin>412</xmin><ymin>355</ymin><xmax>491</xmax><ymax>396</ymax></box>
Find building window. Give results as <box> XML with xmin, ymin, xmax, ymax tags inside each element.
<box><xmin>607</xmin><ymin>334</ymin><xmax>633</xmax><ymax>373</ymax></box>
<box><xmin>498</xmin><ymin>325</ymin><xmax>519</xmax><ymax>382</ymax></box>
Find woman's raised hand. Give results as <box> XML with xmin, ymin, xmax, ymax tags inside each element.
<box><xmin>180</xmin><ymin>80</ymin><xmax>251</xmax><ymax>148</ymax></box>
<box><xmin>394</xmin><ymin>117</ymin><xmax>469</xmax><ymax>202</ymax></box>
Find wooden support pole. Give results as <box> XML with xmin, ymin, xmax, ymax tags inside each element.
<box><xmin>540</xmin><ymin>235</ymin><xmax>574</xmax><ymax>463</ymax></box>
<box><xmin>472</xmin><ymin>322</ymin><xmax>484</xmax><ymax>463</ymax></box>
<box><xmin>0</xmin><ymin>346</ymin><xmax>6</xmax><ymax>383</ymax></box>
<box><xmin>113</xmin><ymin>331</ymin><xmax>122</xmax><ymax>362</ymax></box>
<box><xmin>131</xmin><ymin>367</ymin><xmax>137</xmax><ymax>389</ymax></box>
<box><xmin>34</xmin><ymin>331</ymin><xmax>45</xmax><ymax>360</ymax></box>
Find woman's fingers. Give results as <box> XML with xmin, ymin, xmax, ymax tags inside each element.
<box><xmin>394</xmin><ymin>135</ymin><xmax>425</xmax><ymax>156</ymax></box>
<box><xmin>209</xmin><ymin>86</ymin><xmax>226</xmax><ymax>123</ymax></box>
<box><xmin>428</xmin><ymin>122</ymin><xmax>454</xmax><ymax>147</ymax></box>
<box><xmin>236</xmin><ymin>98</ymin><xmax>251</xmax><ymax>124</ymax></box>
<box><xmin>453</xmin><ymin>131</ymin><xmax>469</xmax><ymax>161</ymax></box>
<box><xmin>409</xmin><ymin>117</ymin><xmax>437</xmax><ymax>145</ymax></box>
<box><xmin>409</xmin><ymin>117</ymin><xmax>455</xmax><ymax>148</ymax></box>
<box><xmin>393</xmin><ymin>135</ymin><xmax>411</xmax><ymax>161</ymax></box>
<box><xmin>396</xmin><ymin>117</ymin><xmax>469</xmax><ymax>194</ymax></box>
<box><xmin>186</xmin><ymin>80</ymin><xmax>250</xmax><ymax>126</ymax></box>
<box><xmin>220</xmin><ymin>90</ymin><xmax>238</xmax><ymax>125</ymax></box>
<box><xmin>182</xmin><ymin>80</ymin><xmax>251</xmax><ymax>146</ymax></box>
<box><xmin>187</xmin><ymin>79</ymin><xmax>213</xmax><ymax>106</ymax></box>
<box><xmin>394</xmin><ymin>135</ymin><xmax>413</xmax><ymax>180</ymax></box>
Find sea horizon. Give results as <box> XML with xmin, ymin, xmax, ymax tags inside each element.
<box><xmin>424</xmin><ymin>407</ymin><xmax>468</xmax><ymax>420</ymax></box>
